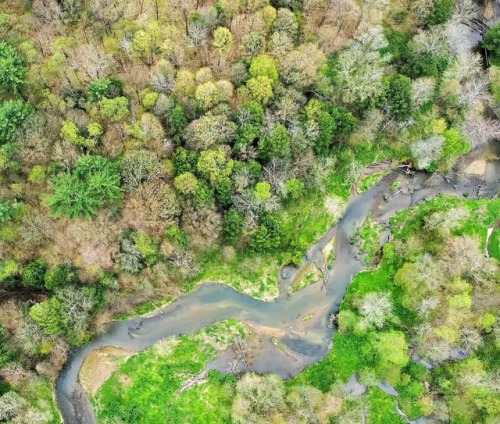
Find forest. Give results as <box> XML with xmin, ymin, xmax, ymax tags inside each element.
<box><xmin>0</xmin><ymin>0</ymin><xmax>498</xmax><ymax>423</ymax></box>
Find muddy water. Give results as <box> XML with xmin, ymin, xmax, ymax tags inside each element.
<box><xmin>54</xmin><ymin>142</ymin><xmax>499</xmax><ymax>423</ymax></box>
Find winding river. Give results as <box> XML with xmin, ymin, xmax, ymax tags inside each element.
<box><xmin>54</xmin><ymin>140</ymin><xmax>500</xmax><ymax>423</ymax></box>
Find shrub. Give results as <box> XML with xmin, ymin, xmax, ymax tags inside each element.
<box><xmin>0</xmin><ymin>100</ymin><xmax>33</xmax><ymax>144</ymax></box>
<box><xmin>0</xmin><ymin>41</ymin><xmax>27</xmax><ymax>95</ymax></box>
<box><xmin>44</xmin><ymin>265</ymin><xmax>78</xmax><ymax>290</ymax></box>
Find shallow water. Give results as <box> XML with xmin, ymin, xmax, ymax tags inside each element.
<box><xmin>54</xmin><ymin>142</ymin><xmax>499</xmax><ymax>423</ymax></box>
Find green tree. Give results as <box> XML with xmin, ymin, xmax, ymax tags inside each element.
<box><xmin>213</xmin><ymin>27</ymin><xmax>233</xmax><ymax>56</ymax></box>
<box><xmin>0</xmin><ymin>199</ymin><xmax>20</xmax><ymax>223</ymax></box>
<box><xmin>98</xmin><ymin>97</ymin><xmax>129</xmax><ymax>122</ymax></box>
<box><xmin>132</xmin><ymin>232</ymin><xmax>160</xmax><ymax>267</ymax></box>
<box><xmin>197</xmin><ymin>148</ymin><xmax>234</xmax><ymax>186</ymax></box>
<box><xmin>44</xmin><ymin>265</ymin><xmax>78</xmax><ymax>291</ymax></box>
<box><xmin>173</xmin><ymin>147</ymin><xmax>199</xmax><ymax>175</ymax></box>
<box><xmin>251</xmin><ymin>215</ymin><xmax>283</xmax><ymax>252</ymax></box>
<box><xmin>249</xmin><ymin>54</ymin><xmax>279</xmax><ymax>82</ymax></box>
<box><xmin>425</xmin><ymin>0</ymin><xmax>455</xmax><ymax>27</ymax></box>
<box><xmin>222</xmin><ymin>209</ymin><xmax>244</xmax><ymax>242</ymax></box>
<box><xmin>174</xmin><ymin>172</ymin><xmax>199</xmax><ymax>195</ymax></box>
<box><xmin>0</xmin><ymin>100</ymin><xmax>33</xmax><ymax>144</ymax></box>
<box><xmin>246</xmin><ymin>76</ymin><xmax>273</xmax><ymax>105</ymax></box>
<box><xmin>88</xmin><ymin>77</ymin><xmax>123</xmax><ymax>103</ymax></box>
<box><xmin>236</xmin><ymin>101</ymin><xmax>264</xmax><ymax>149</ymax></box>
<box><xmin>384</xmin><ymin>74</ymin><xmax>413</xmax><ymax>121</ymax></box>
<box><xmin>254</xmin><ymin>181</ymin><xmax>272</xmax><ymax>201</ymax></box>
<box><xmin>484</xmin><ymin>23</ymin><xmax>500</xmax><ymax>66</ymax></box>
<box><xmin>257</xmin><ymin>124</ymin><xmax>290</xmax><ymax>160</ymax></box>
<box><xmin>0</xmin><ymin>41</ymin><xmax>27</xmax><ymax>95</ymax></box>
<box><xmin>47</xmin><ymin>155</ymin><xmax>123</xmax><ymax>218</ymax></box>
<box><xmin>195</xmin><ymin>81</ymin><xmax>221</xmax><ymax>110</ymax></box>
<box><xmin>29</xmin><ymin>298</ymin><xmax>65</xmax><ymax>335</ymax></box>
<box><xmin>0</xmin><ymin>260</ymin><xmax>20</xmax><ymax>287</ymax></box>
<box><xmin>22</xmin><ymin>259</ymin><xmax>47</xmax><ymax>288</ymax></box>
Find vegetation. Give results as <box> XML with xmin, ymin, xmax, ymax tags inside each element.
<box><xmin>0</xmin><ymin>0</ymin><xmax>498</xmax><ymax>422</ymax></box>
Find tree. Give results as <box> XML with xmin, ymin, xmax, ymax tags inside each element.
<box><xmin>98</xmin><ymin>96</ymin><xmax>129</xmax><ymax>122</ymax></box>
<box><xmin>121</xmin><ymin>151</ymin><xmax>158</xmax><ymax>191</ymax></box>
<box><xmin>44</xmin><ymin>265</ymin><xmax>78</xmax><ymax>291</ymax></box>
<box><xmin>251</xmin><ymin>215</ymin><xmax>283</xmax><ymax>252</ymax></box>
<box><xmin>254</xmin><ymin>182</ymin><xmax>272</xmax><ymax>202</ymax></box>
<box><xmin>258</xmin><ymin>124</ymin><xmax>291</xmax><ymax>160</ymax></box>
<box><xmin>236</xmin><ymin>101</ymin><xmax>264</xmax><ymax>149</ymax></box>
<box><xmin>358</xmin><ymin>292</ymin><xmax>393</xmax><ymax>329</ymax></box>
<box><xmin>195</xmin><ymin>81</ymin><xmax>221</xmax><ymax>110</ymax></box>
<box><xmin>174</xmin><ymin>172</ymin><xmax>199</xmax><ymax>195</ymax></box>
<box><xmin>280</xmin><ymin>43</ymin><xmax>325</xmax><ymax>88</ymax></box>
<box><xmin>0</xmin><ymin>42</ymin><xmax>27</xmax><ymax>95</ymax></box>
<box><xmin>484</xmin><ymin>23</ymin><xmax>500</xmax><ymax>65</ymax></box>
<box><xmin>241</xmin><ymin>33</ymin><xmax>265</xmax><ymax>58</ymax></box>
<box><xmin>384</xmin><ymin>74</ymin><xmax>413</xmax><ymax>120</ymax></box>
<box><xmin>196</xmin><ymin>148</ymin><xmax>234</xmax><ymax>186</ymax></box>
<box><xmin>222</xmin><ymin>209</ymin><xmax>244</xmax><ymax>242</ymax></box>
<box><xmin>88</xmin><ymin>77</ymin><xmax>123</xmax><ymax>103</ymax></box>
<box><xmin>249</xmin><ymin>54</ymin><xmax>279</xmax><ymax>82</ymax></box>
<box><xmin>246</xmin><ymin>76</ymin><xmax>274</xmax><ymax>105</ymax></box>
<box><xmin>425</xmin><ymin>0</ymin><xmax>456</xmax><ymax>26</ymax></box>
<box><xmin>29</xmin><ymin>298</ymin><xmax>65</xmax><ymax>335</ymax></box>
<box><xmin>186</xmin><ymin>113</ymin><xmax>237</xmax><ymax>151</ymax></box>
<box><xmin>0</xmin><ymin>199</ymin><xmax>20</xmax><ymax>223</ymax></box>
<box><xmin>22</xmin><ymin>259</ymin><xmax>47</xmax><ymax>288</ymax></box>
<box><xmin>213</xmin><ymin>27</ymin><xmax>233</xmax><ymax>56</ymax></box>
<box><xmin>47</xmin><ymin>155</ymin><xmax>123</xmax><ymax>218</ymax></box>
<box><xmin>0</xmin><ymin>100</ymin><xmax>33</xmax><ymax>144</ymax></box>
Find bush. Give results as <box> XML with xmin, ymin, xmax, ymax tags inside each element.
<box><xmin>251</xmin><ymin>215</ymin><xmax>283</xmax><ymax>252</ymax></box>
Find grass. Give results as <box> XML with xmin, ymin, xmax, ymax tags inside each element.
<box><xmin>93</xmin><ymin>320</ymin><xmax>249</xmax><ymax>423</ymax></box>
<box><xmin>359</xmin><ymin>171</ymin><xmax>390</xmax><ymax>193</ymax></box>
<box><xmin>290</xmin><ymin>263</ymin><xmax>322</xmax><ymax>293</ymax></box>
<box><xmin>193</xmin><ymin>249</ymin><xmax>280</xmax><ymax>300</ymax></box>
<box><xmin>115</xmin><ymin>296</ymin><xmax>175</xmax><ymax>320</ymax></box>
<box><xmin>354</xmin><ymin>217</ymin><xmax>385</xmax><ymax>264</ymax></box>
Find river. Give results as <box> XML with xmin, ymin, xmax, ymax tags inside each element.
<box><xmin>54</xmin><ymin>138</ymin><xmax>499</xmax><ymax>423</ymax></box>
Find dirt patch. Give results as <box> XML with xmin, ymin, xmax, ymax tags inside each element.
<box><xmin>463</xmin><ymin>159</ymin><xmax>487</xmax><ymax>176</ymax></box>
<box><xmin>79</xmin><ymin>346</ymin><xmax>133</xmax><ymax>396</ymax></box>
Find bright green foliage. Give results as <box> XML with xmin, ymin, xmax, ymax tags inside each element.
<box><xmin>44</xmin><ymin>265</ymin><xmax>78</xmax><ymax>290</ymax></box>
<box><xmin>246</xmin><ymin>76</ymin><xmax>273</xmax><ymax>104</ymax></box>
<box><xmin>0</xmin><ymin>100</ymin><xmax>33</xmax><ymax>144</ymax></box>
<box><xmin>197</xmin><ymin>148</ymin><xmax>234</xmax><ymax>186</ymax></box>
<box><xmin>0</xmin><ymin>41</ymin><xmax>27</xmax><ymax>95</ymax></box>
<box><xmin>29</xmin><ymin>298</ymin><xmax>65</xmax><ymax>335</ymax></box>
<box><xmin>214</xmin><ymin>176</ymin><xmax>233</xmax><ymax>206</ymax></box>
<box><xmin>0</xmin><ymin>259</ymin><xmax>20</xmax><ymax>286</ymax></box>
<box><xmin>60</xmin><ymin>120</ymin><xmax>100</xmax><ymax>148</ymax></box>
<box><xmin>251</xmin><ymin>215</ymin><xmax>283</xmax><ymax>252</ymax></box>
<box><xmin>131</xmin><ymin>232</ymin><xmax>160</xmax><ymax>267</ymax></box>
<box><xmin>425</xmin><ymin>0</ymin><xmax>456</xmax><ymax>27</ymax></box>
<box><xmin>284</xmin><ymin>178</ymin><xmax>304</xmax><ymax>201</ymax></box>
<box><xmin>47</xmin><ymin>155</ymin><xmax>123</xmax><ymax>218</ymax></box>
<box><xmin>254</xmin><ymin>181</ymin><xmax>272</xmax><ymax>201</ymax></box>
<box><xmin>174</xmin><ymin>172</ymin><xmax>199</xmax><ymax>195</ymax></box>
<box><xmin>371</xmin><ymin>330</ymin><xmax>409</xmax><ymax>383</ymax></box>
<box><xmin>384</xmin><ymin>74</ymin><xmax>413</xmax><ymax>120</ymax></box>
<box><xmin>168</xmin><ymin>104</ymin><xmax>187</xmax><ymax>140</ymax></box>
<box><xmin>257</xmin><ymin>124</ymin><xmax>290</xmax><ymax>160</ymax></box>
<box><xmin>98</xmin><ymin>96</ymin><xmax>129</xmax><ymax>122</ymax></box>
<box><xmin>28</xmin><ymin>165</ymin><xmax>46</xmax><ymax>184</ymax></box>
<box><xmin>195</xmin><ymin>81</ymin><xmax>221</xmax><ymax>110</ymax></box>
<box><xmin>0</xmin><ymin>199</ymin><xmax>20</xmax><ymax>223</ymax></box>
<box><xmin>213</xmin><ymin>27</ymin><xmax>233</xmax><ymax>55</ymax></box>
<box><xmin>249</xmin><ymin>54</ymin><xmax>279</xmax><ymax>82</ymax></box>
<box><xmin>484</xmin><ymin>23</ymin><xmax>500</xmax><ymax>66</ymax></box>
<box><xmin>222</xmin><ymin>209</ymin><xmax>244</xmax><ymax>242</ymax></box>
<box><xmin>143</xmin><ymin>92</ymin><xmax>159</xmax><ymax>110</ymax></box>
<box><xmin>22</xmin><ymin>259</ymin><xmax>47</xmax><ymax>288</ymax></box>
<box><xmin>439</xmin><ymin>128</ymin><xmax>470</xmax><ymax>171</ymax></box>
